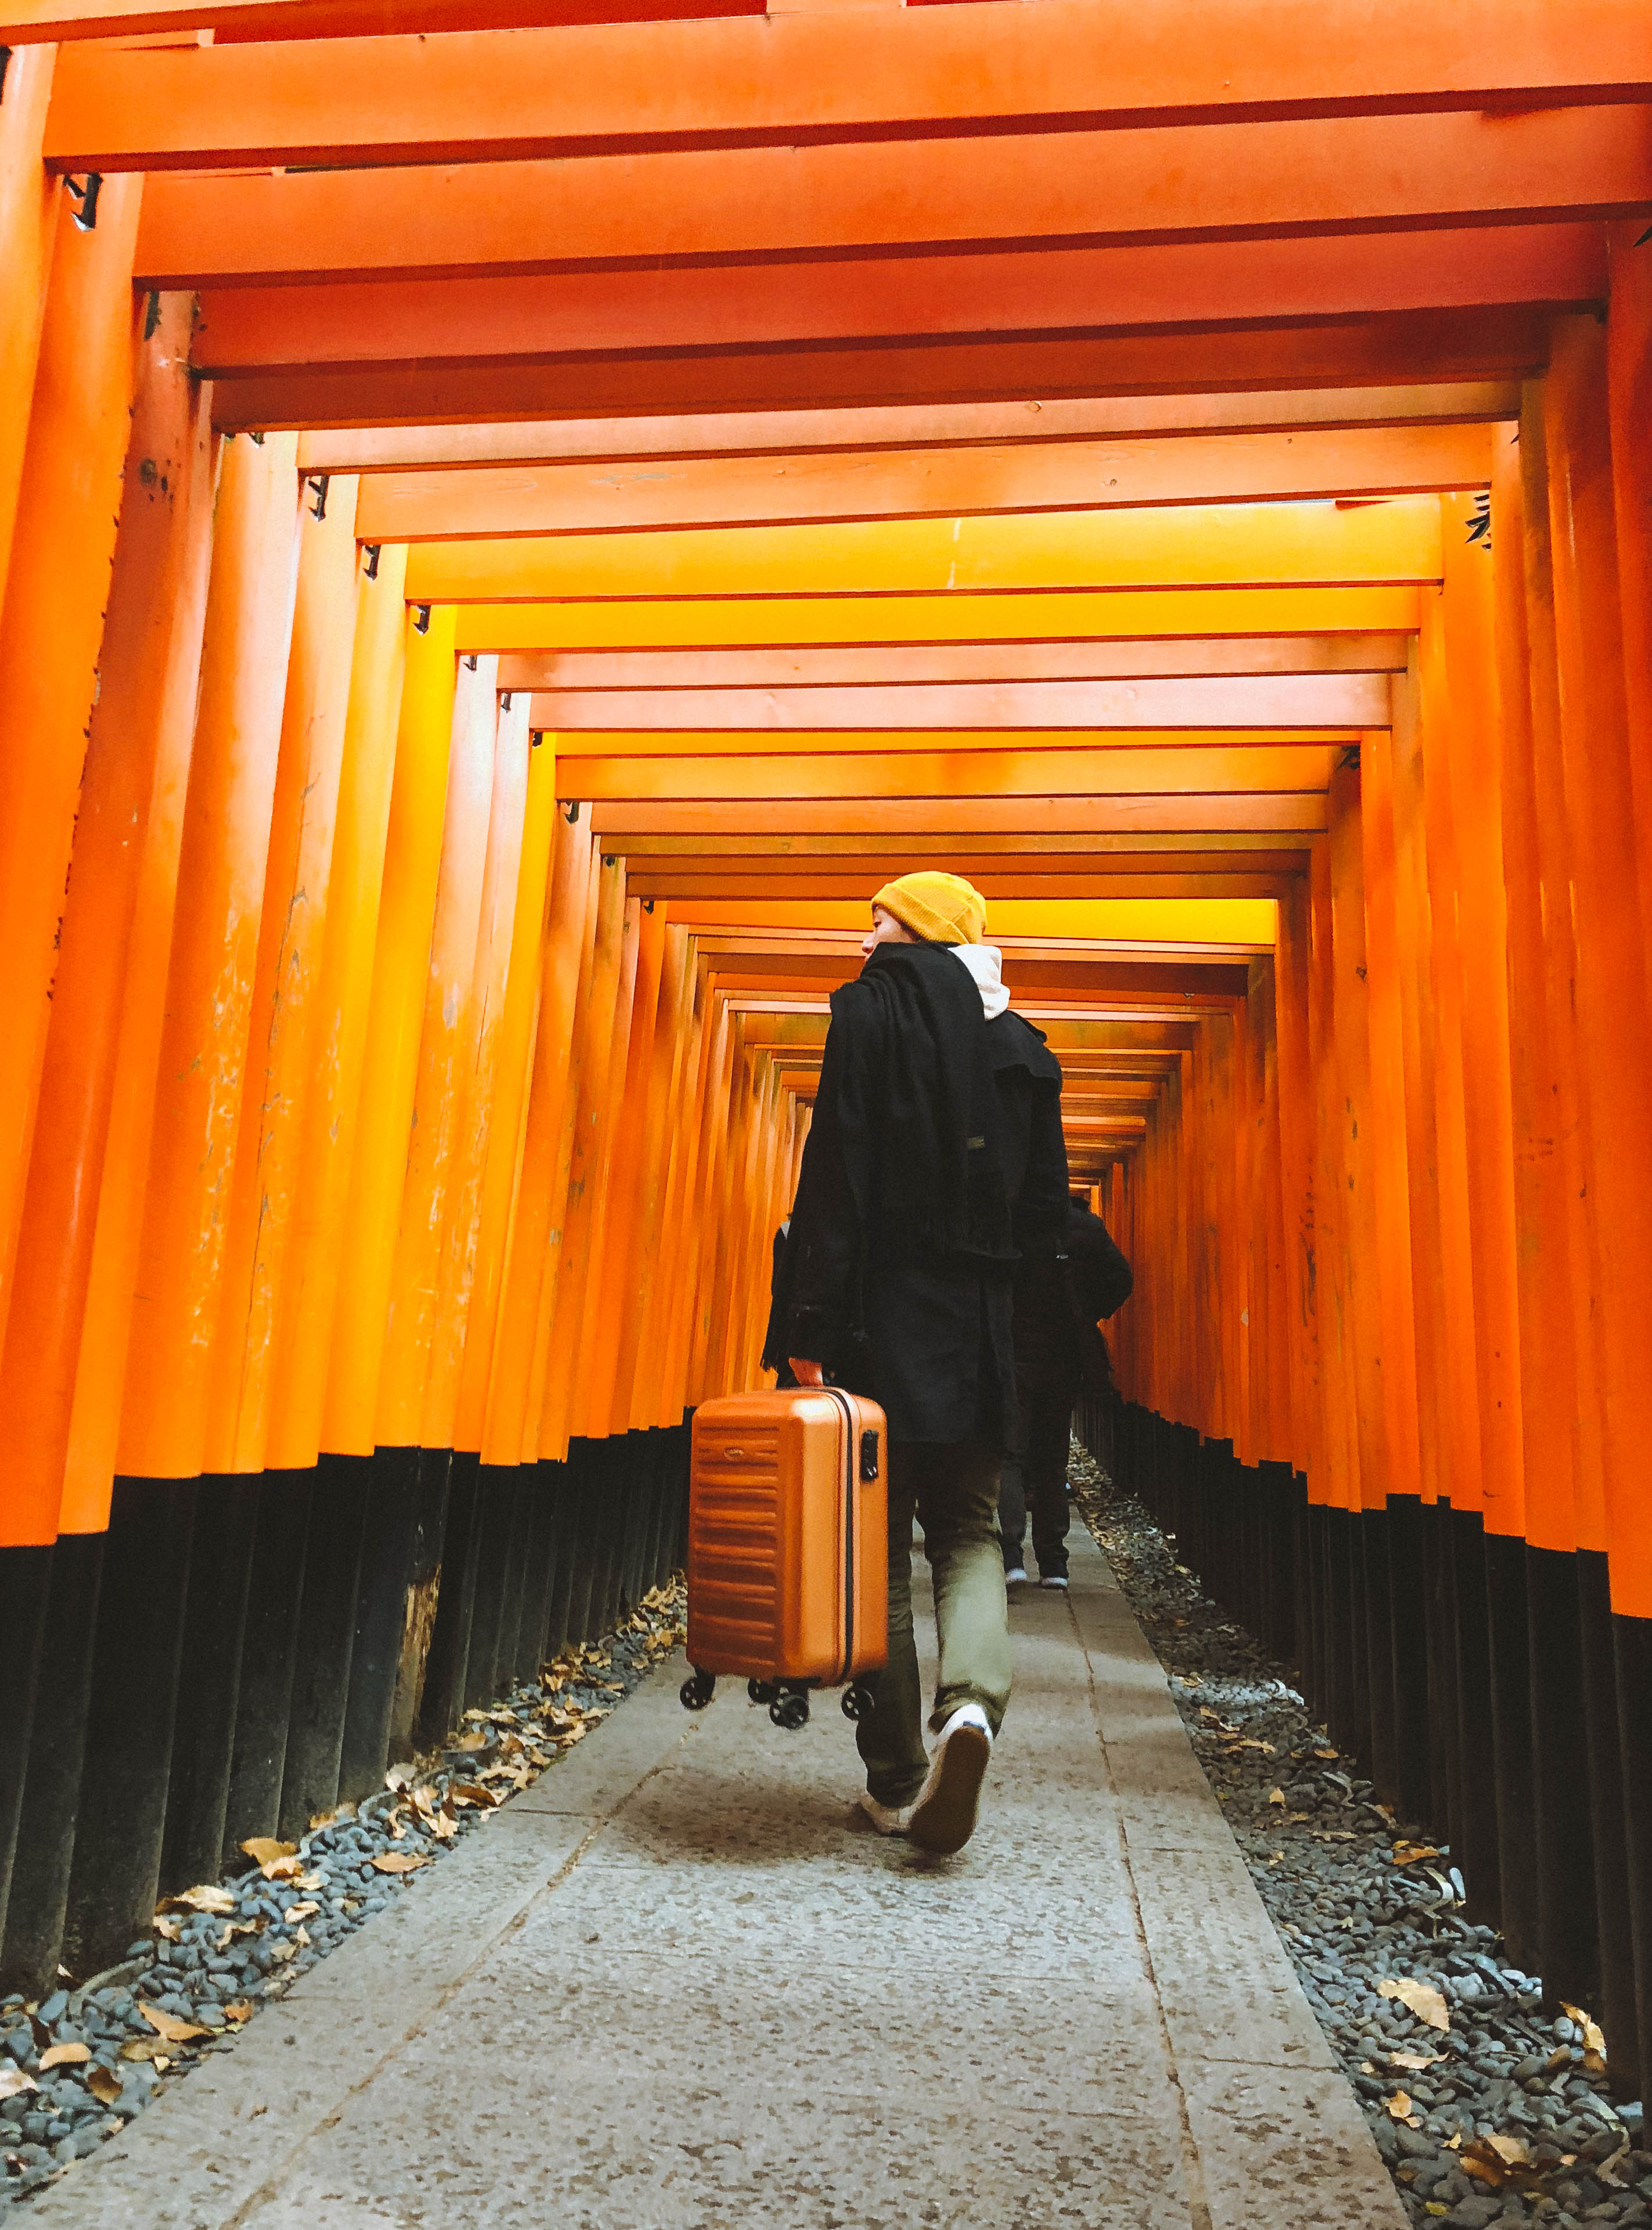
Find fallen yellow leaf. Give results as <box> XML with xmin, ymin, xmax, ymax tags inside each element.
<box><xmin>263</xmin><ymin>1855</ymin><xmax>306</xmax><ymax>1882</ymax></box>
<box><xmin>285</xmin><ymin>1901</ymin><xmax>320</xmax><ymax>1923</ymax></box>
<box><xmin>141</xmin><ymin>2006</ymin><xmax>207</xmax><ymax>2045</ymax></box>
<box><xmin>240</xmin><ymin>1838</ymin><xmax>297</xmax><ymax>1867</ymax></box>
<box><xmin>448</xmin><ymin>1782</ymin><xmax>501</xmax><ymax>1809</ymax></box>
<box><xmin>1388</xmin><ymin>2051</ymin><xmax>1440</xmax><ymax>2071</ymax></box>
<box><xmin>1486</xmin><ymin>2135</ymin><xmax>1531</xmax><ymax>2167</ymax></box>
<box><xmin>1378</xmin><ymin>1977</ymin><xmax>1450</xmax><ymax>2032</ymax></box>
<box><xmin>1387</xmin><ymin>2091</ymin><xmax>1412</xmax><ymax>2120</ymax></box>
<box><xmin>1266</xmin><ymin>1787</ymin><xmax>1285</xmax><ymax>1806</ymax></box>
<box><xmin>224</xmin><ymin>2002</ymin><xmax>253</xmax><ymax>2023</ymax></box>
<box><xmin>371</xmin><ymin>1851</ymin><xmax>431</xmax><ymax>1874</ymax></box>
<box><xmin>1561</xmin><ymin>2002</ymin><xmax>1607</xmax><ymax>2057</ymax></box>
<box><xmin>87</xmin><ymin>2066</ymin><xmax>124</xmax><ymax>2106</ymax></box>
<box><xmin>0</xmin><ymin>2067</ymin><xmax>37</xmax><ymax>2100</ymax></box>
<box><xmin>38</xmin><ymin>2042</ymin><xmax>90</xmax><ymax>2069</ymax></box>
<box><xmin>158</xmin><ymin>1884</ymin><xmax>236</xmax><ymax>1917</ymax></box>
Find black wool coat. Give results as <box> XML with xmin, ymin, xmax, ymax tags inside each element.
<box><xmin>764</xmin><ymin>942</ymin><xmax>1068</xmax><ymax>1448</ymax></box>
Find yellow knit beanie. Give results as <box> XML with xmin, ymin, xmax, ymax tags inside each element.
<box><xmin>871</xmin><ymin>871</ymin><xmax>987</xmax><ymax>946</ymax></box>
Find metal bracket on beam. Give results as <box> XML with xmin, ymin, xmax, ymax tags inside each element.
<box><xmin>412</xmin><ymin>603</ymin><xmax>431</xmax><ymax>634</ymax></box>
<box><xmin>306</xmin><ymin>473</ymin><xmax>329</xmax><ymax>522</ymax></box>
<box><xmin>64</xmin><ymin>173</ymin><xmax>102</xmax><ymax>232</ymax></box>
<box><xmin>362</xmin><ymin>542</ymin><xmax>380</xmax><ymax>579</ymax></box>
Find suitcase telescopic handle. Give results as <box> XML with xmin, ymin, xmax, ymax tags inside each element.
<box><xmin>859</xmin><ymin>1429</ymin><xmax>881</xmax><ymax>1484</ymax></box>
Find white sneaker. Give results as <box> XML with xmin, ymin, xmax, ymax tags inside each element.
<box><xmin>856</xmin><ymin>1789</ymin><xmax>911</xmax><ymax>1836</ymax></box>
<box><xmin>906</xmin><ymin>1703</ymin><xmax>993</xmax><ymax>1856</ymax></box>
<box><xmin>1004</xmin><ymin>1565</ymin><xmax>1028</xmax><ymax>1587</ymax></box>
<box><xmin>1039</xmin><ymin>1573</ymin><xmax>1069</xmax><ymax>1590</ymax></box>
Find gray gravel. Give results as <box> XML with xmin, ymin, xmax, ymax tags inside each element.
<box><xmin>1070</xmin><ymin>1450</ymin><xmax>1647</xmax><ymax>2230</ymax></box>
<box><xmin>0</xmin><ymin>1581</ymin><xmax>685</xmax><ymax>2211</ymax></box>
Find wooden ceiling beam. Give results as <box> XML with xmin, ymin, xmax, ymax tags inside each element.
<box><xmin>141</xmin><ymin>109</ymin><xmax>1649</xmax><ymax>283</ymax></box>
<box><xmin>499</xmin><ymin>634</ymin><xmax>1412</xmax><ymax>689</ymax></box>
<box><xmin>188</xmin><ymin>230</ymin><xmax>1604</xmax><ymax>385</ymax></box>
<box><xmin>461</xmin><ymin>587</ymin><xmax>1421</xmax><ymax>653</ymax></box>
<box><xmin>206</xmin><ymin>310</ymin><xmax>1553</xmax><ymax>429</ymax></box>
<box><xmin>354</xmin><ymin>424</ymin><xmax>1495</xmax><ymax>542</ymax></box>
<box><xmin>558</xmin><ymin>742</ymin><xmax>1341</xmax><ymax>800</ymax></box>
<box><xmin>523</xmin><ymin>674</ymin><xmax>1388</xmax><ymax>730</ymax></box>
<box><xmin>583</xmin><ymin>795</ymin><xmax>1330</xmax><ymax>834</ymax></box>
<box><xmin>296</xmin><ymin>387</ymin><xmax>1517</xmax><ymax>474</ymax></box>
<box><xmin>39</xmin><ymin>0</ymin><xmax>1652</xmax><ymax>141</ymax></box>
<box><xmin>403</xmin><ymin>497</ymin><xmax>1443</xmax><ymax>604</ymax></box>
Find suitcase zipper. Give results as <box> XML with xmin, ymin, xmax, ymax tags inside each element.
<box><xmin>824</xmin><ymin>1387</ymin><xmax>856</xmax><ymax>1685</ymax></box>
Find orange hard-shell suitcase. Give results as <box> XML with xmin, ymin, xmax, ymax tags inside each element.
<box><xmin>681</xmin><ymin>1387</ymin><xmax>888</xmax><ymax>1729</ymax></box>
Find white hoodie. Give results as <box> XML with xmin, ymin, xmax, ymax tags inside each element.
<box><xmin>948</xmin><ymin>940</ymin><xmax>1010</xmax><ymax>1021</ymax></box>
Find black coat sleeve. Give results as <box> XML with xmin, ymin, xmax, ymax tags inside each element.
<box><xmin>1014</xmin><ymin>1075</ymin><xmax>1070</xmax><ymax>1260</ymax></box>
<box><xmin>1067</xmin><ymin>1202</ymin><xmax>1134</xmax><ymax>1321</ymax></box>
<box><xmin>779</xmin><ymin>1019</ymin><xmax>863</xmax><ymax>1369</ymax></box>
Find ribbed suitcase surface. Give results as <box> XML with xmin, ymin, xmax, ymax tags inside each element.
<box><xmin>687</xmin><ymin>1388</ymin><xmax>888</xmax><ymax>1686</ymax></box>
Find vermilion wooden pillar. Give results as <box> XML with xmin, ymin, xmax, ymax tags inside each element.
<box><xmin>1545</xmin><ymin>311</ymin><xmax>1651</xmax><ymax>2082</ymax></box>
<box><xmin>0</xmin><ymin>177</ymin><xmax>141</xmax><ymax>1376</ymax></box>
<box><xmin>480</xmin><ymin>807</ymin><xmax>595</xmax><ymax>1467</ymax></box>
<box><xmin>0</xmin><ymin>45</ymin><xmax>58</xmax><ymax>622</ymax></box>
<box><xmin>118</xmin><ymin>431</ymin><xmax>304</xmax><ymax>1482</ymax></box>
<box><xmin>202</xmin><ymin>476</ymin><xmax>362</xmax><ymax>1477</ymax></box>
<box><xmin>264</xmin><ymin>551</ymin><xmax>411</xmax><ymax>1473</ymax></box>
<box><xmin>0</xmin><ymin>295</ymin><xmax>214</xmax><ymax>1550</ymax></box>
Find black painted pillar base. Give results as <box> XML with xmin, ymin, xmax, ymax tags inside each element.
<box><xmin>541</xmin><ymin>1459</ymin><xmax>576</xmax><ymax>1660</ymax></box>
<box><xmin>1483</xmin><ymin>1529</ymin><xmax>1539</xmax><ymax>1974</ymax></box>
<box><xmin>1449</xmin><ymin>1508</ymin><xmax>1502</xmax><ymax>1925</ymax></box>
<box><xmin>511</xmin><ymin>1461</ymin><xmax>559</xmax><ymax>1683</ymax></box>
<box><xmin>60</xmin><ymin>1480</ymin><xmax>197</xmax><ymax>1979</ymax></box>
<box><xmin>1526</xmin><ymin>1542</ymin><xmax>1601</xmax><ymax>2014</ymax></box>
<box><xmin>388</xmin><ymin>1448</ymin><xmax>454</xmax><ymax>1761</ymax></box>
<box><xmin>223</xmin><ymin>1468</ymin><xmax>314</xmax><ymax>1861</ymax></box>
<box><xmin>415</xmin><ymin>1451</ymin><xmax>482</xmax><ymax>1751</ymax></box>
<box><xmin>161</xmin><ymin>1476</ymin><xmax>260</xmax><ymax>1893</ymax></box>
<box><xmin>1614</xmin><ymin>1610</ymin><xmax>1652</xmax><ymax>2105</ymax></box>
<box><xmin>0</xmin><ymin>1541</ymin><xmax>53</xmax><ymax>1951</ymax></box>
<box><xmin>340</xmin><ymin>1446</ymin><xmax>421</xmax><ymax>1800</ymax></box>
<box><xmin>461</xmin><ymin>1460</ymin><xmax>518</xmax><ymax>1710</ymax></box>
<box><xmin>1385</xmin><ymin>1495</ymin><xmax>1432</xmax><ymax>1827</ymax></box>
<box><xmin>279</xmin><ymin>1453</ymin><xmax>372</xmax><ymax>1837</ymax></box>
<box><xmin>0</xmin><ymin>1533</ymin><xmax>105</xmax><ymax>1995</ymax></box>
<box><xmin>1578</xmin><ymin>1549</ymin><xmax>1640</xmax><ymax>2098</ymax></box>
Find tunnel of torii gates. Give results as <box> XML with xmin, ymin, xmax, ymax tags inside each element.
<box><xmin>3</xmin><ymin>0</ymin><xmax>1652</xmax><ymax>2106</ymax></box>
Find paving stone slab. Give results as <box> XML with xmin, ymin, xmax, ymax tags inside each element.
<box><xmin>1181</xmin><ymin>2056</ymin><xmax>1411</xmax><ymax>2229</ymax></box>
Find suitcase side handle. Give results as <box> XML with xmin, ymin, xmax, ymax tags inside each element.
<box><xmin>859</xmin><ymin>1428</ymin><xmax>881</xmax><ymax>1484</ymax></box>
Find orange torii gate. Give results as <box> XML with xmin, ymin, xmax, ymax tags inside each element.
<box><xmin>1</xmin><ymin>0</ymin><xmax>1651</xmax><ymax>2124</ymax></box>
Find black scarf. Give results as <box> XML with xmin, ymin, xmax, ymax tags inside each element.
<box><xmin>829</xmin><ymin>942</ymin><xmax>1015</xmax><ymax>1262</ymax></box>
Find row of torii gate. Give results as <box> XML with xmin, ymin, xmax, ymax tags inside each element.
<box><xmin>2</xmin><ymin>0</ymin><xmax>1652</xmax><ymax>2112</ymax></box>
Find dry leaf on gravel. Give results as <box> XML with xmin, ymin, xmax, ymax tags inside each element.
<box><xmin>1389</xmin><ymin>1842</ymin><xmax>1443</xmax><ymax>1868</ymax></box>
<box><xmin>240</xmin><ymin>1837</ymin><xmax>297</xmax><ymax>1867</ymax></box>
<box><xmin>267</xmin><ymin>1941</ymin><xmax>297</xmax><ymax>1964</ymax></box>
<box><xmin>141</xmin><ymin>2007</ymin><xmax>207</xmax><ymax>2045</ymax></box>
<box><xmin>371</xmin><ymin>1851</ymin><xmax>431</xmax><ymax>1874</ymax></box>
<box><xmin>263</xmin><ymin>1855</ymin><xmax>306</xmax><ymax>1881</ymax></box>
<box><xmin>429</xmin><ymin>1809</ymin><xmax>458</xmax><ymax>1841</ymax></box>
<box><xmin>1266</xmin><ymin>1788</ymin><xmax>1285</xmax><ymax>1806</ymax></box>
<box><xmin>285</xmin><ymin>1901</ymin><xmax>320</xmax><ymax>1923</ymax></box>
<box><xmin>1388</xmin><ymin>2051</ymin><xmax>1440</xmax><ymax>2071</ymax></box>
<box><xmin>158</xmin><ymin>1883</ymin><xmax>236</xmax><ymax>1917</ymax></box>
<box><xmin>120</xmin><ymin>2040</ymin><xmax>161</xmax><ymax>2064</ymax></box>
<box><xmin>1485</xmin><ymin>2135</ymin><xmax>1532</xmax><ymax>2167</ymax></box>
<box><xmin>448</xmin><ymin>1782</ymin><xmax>501</xmax><ymax>1809</ymax></box>
<box><xmin>224</xmin><ymin>2002</ymin><xmax>253</xmax><ymax>2024</ymax></box>
<box><xmin>38</xmin><ymin>2043</ymin><xmax>91</xmax><ymax>2070</ymax></box>
<box><xmin>0</xmin><ymin>2068</ymin><xmax>37</xmax><ymax>2101</ymax></box>
<box><xmin>86</xmin><ymin>2067</ymin><xmax>124</xmax><ymax>2106</ymax></box>
<box><xmin>1378</xmin><ymin>1977</ymin><xmax>1450</xmax><ymax>2032</ymax></box>
<box><xmin>1561</xmin><ymin>2001</ymin><xmax>1607</xmax><ymax>2057</ymax></box>
<box><xmin>153</xmin><ymin>1915</ymin><xmax>182</xmax><ymax>1942</ymax></box>
<box><xmin>1386</xmin><ymin>2091</ymin><xmax>1412</xmax><ymax>2119</ymax></box>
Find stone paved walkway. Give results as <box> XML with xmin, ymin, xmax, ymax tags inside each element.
<box><xmin>30</xmin><ymin>1528</ymin><xmax>1406</xmax><ymax>2230</ymax></box>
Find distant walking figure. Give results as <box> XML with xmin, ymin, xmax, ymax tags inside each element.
<box><xmin>764</xmin><ymin>873</ymin><xmax>1067</xmax><ymax>1853</ymax></box>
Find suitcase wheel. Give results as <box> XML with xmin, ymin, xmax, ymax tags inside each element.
<box><xmin>769</xmin><ymin>1688</ymin><xmax>810</xmax><ymax>1732</ymax></box>
<box><xmin>841</xmin><ymin>1682</ymin><xmax>877</xmax><ymax>1723</ymax></box>
<box><xmin>746</xmin><ymin>1679</ymin><xmax>778</xmax><ymax>1706</ymax></box>
<box><xmin>680</xmin><ymin>1668</ymin><xmax>716</xmax><ymax>1711</ymax></box>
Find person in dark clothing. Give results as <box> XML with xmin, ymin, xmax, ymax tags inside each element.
<box><xmin>763</xmin><ymin>871</ymin><xmax>1067</xmax><ymax>1854</ymax></box>
<box><xmin>1000</xmin><ymin>1194</ymin><xmax>1133</xmax><ymax>1589</ymax></box>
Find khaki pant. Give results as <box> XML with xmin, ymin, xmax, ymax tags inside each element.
<box><xmin>856</xmin><ymin>1437</ymin><xmax>1012</xmax><ymax>1808</ymax></box>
